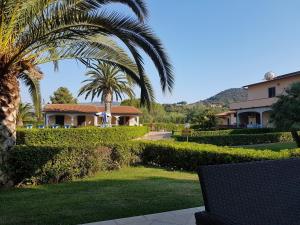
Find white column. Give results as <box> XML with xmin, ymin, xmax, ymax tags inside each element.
<box><xmin>45</xmin><ymin>114</ymin><xmax>49</xmax><ymax>127</ymax></box>
<box><xmin>71</xmin><ymin>115</ymin><xmax>75</xmax><ymax>126</ymax></box>
<box><xmin>94</xmin><ymin>115</ymin><xmax>98</xmax><ymax>127</ymax></box>
<box><xmin>115</xmin><ymin>116</ymin><xmax>120</xmax><ymax>126</ymax></box>
<box><xmin>136</xmin><ymin>116</ymin><xmax>140</xmax><ymax>126</ymax></box>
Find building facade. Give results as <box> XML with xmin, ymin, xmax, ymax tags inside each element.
<box><xmin>218</xmin><ymin>71</ymin><xmax>300</xmax><ymax>128</ymax></box>
<box><xmin>43</xmin><ymin>104</ymin><xmax>142</xmax><ymax>127</ymax></box>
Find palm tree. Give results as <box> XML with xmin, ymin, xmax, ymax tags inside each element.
<box><xmin>19</xmin><ymin>72</ymin><xmax>42</xmax><ymax>121</ymax></box>
<box><xmin>16</xmin><ymin>103</ymin><xmax>33</xmax><ymax>127</ymax></box>
<box><xmin>79</xmin><ymin>62</ymin><xmax>136</xmax><ymax>126</ymax></box>
<box><xmin>0</xmin><ymin>1</ymin><xmax>173</xmax><ymax>159</ymax></box>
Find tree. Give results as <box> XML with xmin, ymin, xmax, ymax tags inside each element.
<box><xmin>19</xmin><ymin>72</ymin><xmax>42</xmax><ymax>121</ymax></box>
<box><xmin>187</xmin><ymin>106</ymin><xmax>218</xmax><ymax>129</ymax></box>
<box><xmin>16</xmin><ymin>103</ymin><xmax>33</xmax><ymax>127</ymax></box>
<box><xmin>0</xmin><ymin>0</ymin><xmax>173</xmax><ymax>169</ymax></box>
<box><xmin>78</xmin><ymin>62</ymin><xmax>135</xmax><ymax>125</ymax></box>
<box><xmin>271</xmin><ymin>82</ymin><xmax>300</xmax><ymax>147</ymax></box>
<box><xmin>50</xmin><ymin>87</ymin><xmax>78</xmax><ymax>104</ymax></box>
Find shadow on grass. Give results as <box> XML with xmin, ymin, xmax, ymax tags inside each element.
<box><xmin>0</xmin><ymin>168</ymin><xmax>202</xmax><ymax>225</ymax></box>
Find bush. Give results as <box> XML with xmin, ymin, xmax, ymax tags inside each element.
<box><xmin>190</xmin><ymin>128</ymin><xmax>280</xmax><ymax>136</ymax></box>
<box><xmin>174</xmin><ymin>132</ymin><xmax>294</xmax><ymax>146</ymax></box>
<box><xmin>138</xmin><ymin>141</ymin><xmax>292</xmax><ymax>171</ymax></box>
<box><xmin>7</xmin><ymin>145</ymin><xmax>113</xmax><ymax>185</ymax></box>
<box><xmin>144</xmin><ymin>123</ymin><xmax>184</xmax><ymax>132</ymax></box>
<box><xmin>17</xmin><ymin>126</ymin><xmax>148</xmax><ymax>146</ymax></box>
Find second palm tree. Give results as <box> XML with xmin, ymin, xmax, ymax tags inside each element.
<box><xmin>79</xmin><ymin>62</ymin><xmax>135</xmax><ymax>126</ymax></box>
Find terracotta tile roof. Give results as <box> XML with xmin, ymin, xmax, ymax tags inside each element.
<box><xmin>216</xmin><ymin>111</ymin><xmax>236</xmax><ymax>117</ymax></box>
<box><xmin>43</xmin><ymin>104</ymin><xmax>142</xmax><ymax>115</ymax></box>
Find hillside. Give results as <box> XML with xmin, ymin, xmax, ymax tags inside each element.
<box><xmin>192</xmin><ymin>88</ymin><xmax>247</xmax><ymax>107</ymax></box>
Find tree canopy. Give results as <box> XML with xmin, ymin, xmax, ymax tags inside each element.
<box><xmin>50</xmin><ymin>87</ymin><xmax>78</xmax><ymax>104</ymax></box>
<box><xmin>271</xmin><ymin>82</ymin><xmax>300</xmax><ymax>146</ymax></box>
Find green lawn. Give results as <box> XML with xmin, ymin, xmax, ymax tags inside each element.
<box><xmin>240</xmin><ymin>142</ymin><xmax>297</xmax><ymax>151</ymax></box>
<box><xmin>0</xmin><ymin>167</ymin><xmax>202</xmax><ymax>225</ymax></box>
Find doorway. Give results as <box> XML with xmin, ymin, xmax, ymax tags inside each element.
<box><xmin>77</xmin><ymin>116</ymin><xmax>86</xmax><ymax>127</ymax></box>
<box><xmin>55</xmin><ymin>115</ymin><xmax>65</xmax><ymax>126</ymax></box>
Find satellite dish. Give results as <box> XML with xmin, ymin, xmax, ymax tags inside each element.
<box><xmin>264</xmin><ymin>71</ymin><xmax>276</xmax><ymax>81</ymax></box>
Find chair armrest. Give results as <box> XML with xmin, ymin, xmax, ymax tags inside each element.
<box><xmin>195</xmin><ymin>212</ymin><xmax>237</xmax><ymax>225</ymax></box>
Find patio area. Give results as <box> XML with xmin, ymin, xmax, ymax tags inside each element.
<box><xmin>83</xmin><ymin>207</ymin><xmax>204</xmax><ymax>225</ymax></box>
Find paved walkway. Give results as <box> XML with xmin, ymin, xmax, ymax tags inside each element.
<box><xmin>140</xmin><ymin>131</ymin><xmax>172</xmax><ymax>141</ymax></box>
<box><xmin>82</xmin><ymin>207</ymin><xmax>204</xmax><ymax>225</ymax></box>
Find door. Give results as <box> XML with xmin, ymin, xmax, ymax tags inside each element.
<box><xmin>55</xmin><ymin>115</ymin><xmax>65</xmax><ymax>126</ymax></box>
<box><xmin>77</xmin><ymin>116</ymin><xmax>86</xmax><ymax>127</ymax></box>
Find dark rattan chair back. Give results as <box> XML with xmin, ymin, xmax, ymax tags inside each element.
<box><xmin>198</xmin><ymin>158</ymin><xmax>300</xmax><ymax>225</ymax></box>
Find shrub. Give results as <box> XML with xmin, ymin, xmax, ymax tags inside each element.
<box><xmin>138</xmin><ymin>141</ymin><xmax>292</xmax><ymax>171</ymax></box>
<box><xmin>16</xmin><ymin>126</ymin><xmax>148</xmax><ymax>146</ymax></box>
<box><xmin>174</xmin><ymin>132</ymin><xmax>294</xmax><ymax>146</ymax></box>
<box><xmin>144</xmin><ymin>123</ymin><xmax>184</xmax><ymax>132</ymax></box>
<box><xmin>104</xmin><ymin>141</ymin><xmax>144</xmax><ymax>167</ymax></box>
<box><xmin>7</xmin><ymin>145</ymin><xmax>113</xmax><ymax>185</ymax></box>
<box><xmin>190</xmin><ymin>128</ymin><xmax>280</xmax><ymax>136</ymax></box>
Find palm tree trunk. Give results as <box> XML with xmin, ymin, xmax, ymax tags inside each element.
<box><xmin>104</xmin><ymin>92</ymin><xmax>112</xmax><ymax>126</ymax></box>
<box><xmin>0</xmin><ymin>72</ymin><xmax>20</xmax><ymax>187</ymax></box>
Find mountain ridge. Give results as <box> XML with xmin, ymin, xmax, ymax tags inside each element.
<box><xmin>191</xmin><ymin>88</ymin><xmax>247</xmax><ymax>107</ymax></box>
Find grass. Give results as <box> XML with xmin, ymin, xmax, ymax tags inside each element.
<box><xmin>239</xmin><ymin>142</ymin><xmax>297</xmax><ymax>151</ymax></box>
<box><xmin>0</xmin><ymin>167</ymin><xmax>202</xmax><ymax>225</ymax></box>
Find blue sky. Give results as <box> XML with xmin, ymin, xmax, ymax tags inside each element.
<box><xmin>21</xmin><ymin>0</ymin><xmax>300</xmax><ymax>104</ymax></box>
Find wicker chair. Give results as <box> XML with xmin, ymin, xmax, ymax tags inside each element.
<box><xmin>195</xmin><ymin>158</ymin><xmax>300</xmax><ymax>225</ymax></box>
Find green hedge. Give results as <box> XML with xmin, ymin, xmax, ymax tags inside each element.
<box><xmin>7</xmin><ymin>145</ymin><xmax>114</xmax><ymax>185</ymax></box>
<box><xmin>109</xmin><ymin>141</ymin><xmax>293</xmax><ymax>171</ymax></box>
<box><xmin>7</xmin><ymin>140</ymin><xmax>299</xmax><ymax>185</ymax></box>
<box><xmin>190</xmin><ymin>128</ymin><xmax>280</xmax><ymax>136</ymax></box>
<box><xmin>174</xmin><ymin>132</ymin><xmax>294</xmax><ymax>146</ymax></box>
<box><xmin>144</xmin><ymin>123</ymin><xmax>184</xmax><ymax>132</ymax></box>
<box><xmin>16</xmin><ymin>126</ymin><xmax>148</xmax><ymax>146</ymax></box>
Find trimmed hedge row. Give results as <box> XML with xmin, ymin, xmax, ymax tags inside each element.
<box><xmin>7</xmin><ymin>142</ymin><xmax>143</xmax><ymax>186</ymax></box>
<box><xmin>174</xmin><ymin>132</ymin><xmax>294</xmax><ymax>146</ymax></box>
<box><xmin>7</xmin><ymin>145</ymin><xmax>113</xmax><ymax>185</ymax></box>
<box><xmin>16</xmin><ymin>126</ymin><xmax>148</xmax><ymax>146</ymax></box>
<box><xmin>138</xmin><ymin>141</ymin><xmax>293</xmax><ymax>171</ymax></box>
<box><xmin>190</xmin><ymin>128</ymin><xmax>280</xmax><ymax>136</ymax></box>
<box><xmin>104</xmin><ymin>140</ymin><xmax>297</xmax><ymax>171</ymax></box>
<box><xmin>144</xmin><ymin>123</ymin><xmax>184</xmax><ymax>132</ymax></box>
<box><xmin>8</xmin><ymin>140</ymin><xmax>299</xmax><ymax>185</ymax></box>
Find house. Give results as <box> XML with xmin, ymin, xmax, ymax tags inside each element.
<box><xmin>218</xmin><ymin>71</ymin><xmax>300</xmax><ymax>128</ymax></box>
<box><xmin>216</xmin><ymin>111</ymin><xmax>237</xmax><ymax>128</ymax></box>
<box><xmin>43</xmin><ymin>104</ymin><xmax>142</xmax><ymax>127</ymax></box>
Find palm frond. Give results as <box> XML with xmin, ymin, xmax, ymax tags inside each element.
<box><xmin>18</xmin><ymin>71</ymin><xmax>42</xmax><ymax>120</ymax></box>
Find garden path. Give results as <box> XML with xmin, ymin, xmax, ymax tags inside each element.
<box><xmin>140</xmin><ymin>131</ymin><xmax>172</xmax><ymax>140</ymax></box>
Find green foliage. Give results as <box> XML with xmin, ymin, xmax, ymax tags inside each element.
<box><xmin>174</xmin><ymin>132</ymin><xmax>294</xmax><ymax>146</ymax></box>
<box><xmin>16</xmin><ymin>126</ymin><xmax>149</xmax><ymax>146</ymax></box>
<box><xmin>50</xmin><ymin>87</ymin><xmax>78</xmax><ymax>104</ymax></box>
<box><xmin>190</xmin><ymin>128</ymin><xmax>280</xmax><ymax>136</ymax></box>
<box><xmin>139</xmin><ymin>141</ymin><xmax>291</xmax><ymax>171</ymax></box>
<box><xmin>121</xmin><ymin>99</ymin><xmax>185</xmax><ymax>123</ymax></box>
<box><xmin>0</xmin><ymin>0</ymin><xmax>174</xmax><ymax>111</ymax></box>
<box><xmin>271</xmin><ymin>82</ymin><xmax>300</xmax><ymax>130</ymax></box>
<box><xmin>78</xmin><ymin>61</ymin><xmax>136</xmax><ymax>103</ymax></box>
<box><xmin>17</xmin><ymin>102</ymin><xmax>34</xmax><ymax>127</ymax></box>
<box><xmin>19</xmin><ymin>72</ymin><xmax>42</xmax><ymax>120</ymax></box>
<box><xmin>7</xmin><ymin>145</ymin><xmax>112</xmax><ymax>185</ymax></box>
<box><xmin>271</xmin><ymin>82</ymin><xmax>300</xmax><ymax>146</ymax></box>
<box><xmin>187</xmin><ymin>108</ymin><xmax>217</xmax><ymax>129</ymax></box>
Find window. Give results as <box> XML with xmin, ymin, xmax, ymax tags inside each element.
<box><xmin>268</xmin><ymin>87</ymin><xmax>276</xmax><ymax>98</ymax></box>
